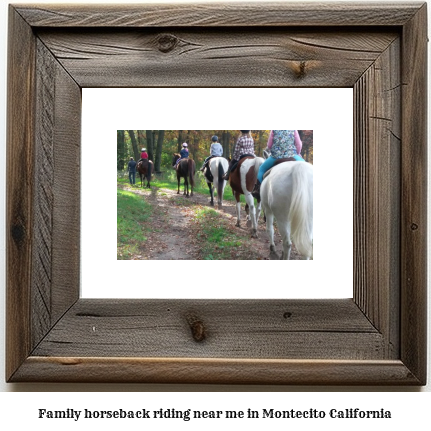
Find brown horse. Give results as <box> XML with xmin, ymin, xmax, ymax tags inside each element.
<box><xmin>172</xmin><ymin>154</ymin><xmax>195</xmax><ymax>197</ymax></box>
<box><xmin>137</xmin><ymin>159</ymin><xmax>153</xmax><ymax>188</ymax></box>
<box><xmin>228</xmin><ymin>155</ymin><xmax>264</xmax><ymax>238</ymax></box>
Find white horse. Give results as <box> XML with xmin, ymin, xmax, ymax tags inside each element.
<box><xmin>261</xmin><ymin>161</ymin><xmax>313</xmax><ymax>259</ymax></box>
<box><xmin>228</xmin><ymin>156</ymin><xmax>264</xmax><ymax>238</ymax></box>
<box><xmin>204</xmin><ymin>157</ymin><xmax>229</xmax><ymax>208</ymax></box>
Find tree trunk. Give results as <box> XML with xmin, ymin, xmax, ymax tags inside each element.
<box><xmin>155</xmin><ymin>130</ymin><xmax>165</xmax><ymax>172</ymax></box>
<box><xmin>127</xmin><ymin>130</ymin><xmax>139</xmax><ymax>161</ymax></box>
<box><xmin>137</xmin><ymin>130</ymin><xmax>146</xmax><ymax>153</ymax></box>
<box><xmin>225</xmin><ymin>131</ymin><xmax>230</xmax><ymax>159</ymax></box>
<box><xmin>177</xmin><ymin>130</ymin><xmax>183</xmax><ymax>152</ymax></box>
<box><xmin>117</xmin><ymin>130</ymin><xmax>125</xmax><ymax>170</ymax></box>
<box><xmin>146</xmin><ymin>130</ymin><xmax>154</xmax><ymax>161</ymax></box>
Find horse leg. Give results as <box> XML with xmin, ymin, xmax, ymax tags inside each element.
<box><xmin>177</xmin><ymin>176</ymin><xmax>180</xmax><ymax>194</ymax></box>
<box><xmin>234</xmin><ymin>192</ymin><xmax>241</xmax><ymax>227</ymax></box>
<box><xmin>266</xmin><ymin>212</ymin><xmax>279</xmax><ymax>260</ymax></box>
<box><xmin>244</xmin><ymin>192</ymin><xmax>258</xmax><ymax>238</ymax></box>
<box><xmin>245</xmin><ymin>203</ymin><xmax>251</xmax><ymax>228</ymax></box>
<box><xmin>255</xmin><ymin>199</ymin><xmax>262</xmax><ymax>226</ymax></box>
<box><xmin>184</xmin><ymin>178</ymin><xmax>189</xmax><ymax>197</ymax></box>
<box><xmin>279</xmin><ymin>221</ymin><xmax>292</xmax><ymax>260</ymax></box>
<box><xmin>208</xmin><ymin>182</ymin><xmax>214</xmax><ymax>206</ymax></box>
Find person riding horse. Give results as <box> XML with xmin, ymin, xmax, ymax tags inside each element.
<box><xmin>252</xmin><ymin>130</ymin><xmax>305</xmax><ymax>199</ymax></box>
<box><xmin>200</xmin><ymin>135</ymin><xmax>223</xmax><ymax>172</ymax></box>
<box><xmin>222</xmin><ymin>130</ymin><xmax>254</xmax><ymax>180</ymax></box>
<box><xmin>174</xmin><ymin>142</ymin><xmax>189</xmax><ymax>168</ymax></box>
<box><xmin>138</xmin><ymin>147</ymin><xmax>148</xmax><ymax>164</ymax></box>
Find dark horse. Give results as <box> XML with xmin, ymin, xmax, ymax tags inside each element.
<box><xmin>137</xmin><ymin>159</ymin><xmax>153</xmax><ymax>188</ymax></box>
<box><xmin>172</xmin><ymin>154</ymin><xmax>195</xmax><ymax>197</ymax></box>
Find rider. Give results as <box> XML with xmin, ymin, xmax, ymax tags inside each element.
<box><xmin>175</xmin><ymin>142</ymin><xmax>189</xmax><ymax>168</ymax></box>
<box><xmin>222</xmin><ymin>130</ymin><xmax>254</xmax><ymax>180</ymax></box>
<box><xmin>138</xmin><ymin>147</ymin><xmax>148</xmax><ymax>164</ymax></box>
<box><xmin>252</xmin><ymin>130</ymin><xmax>304</xmax><ymax>198</ymax></box>
<box><xmin>199</xmin><ymin>135</ymin><xmax>223</xmax><ymax>172</ymax></box>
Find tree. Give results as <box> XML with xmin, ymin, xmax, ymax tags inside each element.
<box><xmin>177</xmin><ymin>130</ymin><xmax>183</xmax><ymax>152</ymax></box>
<box><xmin>117</xmin><ymin>130</ymin><xmax>125</xmax><ymax>170</ymax></box>
<box><xmin>127</xmin><ymin>130</ymin><xmax>139</xmax><ymax>161</ymax></box>
<box><xmin>146</xmin><ymin>130</ymin><xmax>154</xmax><ymax>161</ymax></box>
<box><xmin>154</xmin><ymin>130</ymin><xmax>165</xmax><ymax>172</ymax></box>
<box><xmin>299</xmin><ymin>130</ymin><xmax>313</xmax><ymax>164</ymax></box>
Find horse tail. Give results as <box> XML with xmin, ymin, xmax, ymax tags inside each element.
<box><xmin>188</xmin><ymin>159</ymin><xmax>195</xmax><ymax>187</ymax></box>
<box><xmin>217</xmin><ymin>159</ymin><xmax>224</xmax><ymax>197</ymax></box>
<box><xmin>254</xmin><ymin>157</ymin><xmax>264</xmax><ymax>179</ymax></box>
<box><xmin>147</xmin><ymin>161</ymin><xmax>152</xmax><ymax>181</ymax></box>
<box><xmin>289</xmin><ymin>163</ymin><xmax>313</xmax><ymax>259</ymax></box>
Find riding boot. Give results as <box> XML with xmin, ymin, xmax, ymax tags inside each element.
<box><xmin>252</xmin><ymin>180</ymin><xmax>261</xmax><ymax>199</ymax></box>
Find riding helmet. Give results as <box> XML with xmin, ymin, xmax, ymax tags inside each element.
<box><xmin>240</xmin><ymin>130</ymin><xmax>250</xmax><ymax>133</ymax></box>
<box><xmin>141</xmin><ymin>148</ymin><xmax>146</xmax><ymax>151</ymax></box>
<box><xmin>182</xmin><ymin>142</ymin><xmax>188</xmax><ymax>147</ymax></box>
<box><xmin>211</xmin><ymin>135</ymin><xmax>218</xmax><ymax>142</ymax></box>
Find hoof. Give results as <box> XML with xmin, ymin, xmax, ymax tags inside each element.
<box><xmin>235</xmin><ymin>221</ymin><xmax>241</xmax><ymax>227</ymax></box>
<box><xmin>269</xmin><ymin>245</ymin><xmax>279</xmax><ymax>259</ymax></box>
<box><xmin>251</xmin><ymin>229</ymin><xmax>258</xmax><ymax>239</ymax></box>
<box><xmin>270</xmin><ymin>250</ymin><xmax>279</xmax><ymax>260</ymax></box>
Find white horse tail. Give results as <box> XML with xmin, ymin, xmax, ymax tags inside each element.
<box><xmin>289</xmin><ymin>163</ymin><xmax>313</xmax><ymax>259</ymax></box>
<box><xmin>254</xmin><ymin>156</ymin><xmax>264</xmax><ymax>175</ymax></box>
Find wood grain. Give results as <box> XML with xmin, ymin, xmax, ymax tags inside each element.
<box><xmin>353</xmin><ymin>38</ymin><xmax>401</xmax><ymax>358</ymax></box>
<box><xmin>400</xmin><ymin>2</ymin><xmax>428</xmax><ymax>385</ymax></box>
<box><xmin>32</xmin><ymin>299</ymin><xmax>382</xmax><ymax>359</ymax></box>
<box><xmin>12</xmin><ymin>357</ymin><xmax>420</xmax><ymax>385</ymax></box>
<box><xmin>15</xmin><ymin>2</ymin><xmax>423</xmax><ymax>27</ymax></box>
<box><xmin>36</xmin><ymin>29</ymin><xmax>399</xmax><ymax>88</ymax></box>
<box><xmin>6</xmin><ymin>7</ymin><xmax>36</xmax><ymax>381</ymax></box>
<box><xmin>6</xmin><ymin>2</ymin><xmax>427</xmax><ymax>385</ymax></box>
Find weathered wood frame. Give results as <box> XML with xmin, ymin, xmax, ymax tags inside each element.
<box><xmin>6</xmin><ymin>2</ymin><xmax>427</xmax><ymax>385</ymax></box>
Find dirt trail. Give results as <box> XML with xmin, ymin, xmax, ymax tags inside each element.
<box><xmin>120</xmin><ymin>182</ymin><xmax>299</xmax><ymax>260</ymax></box>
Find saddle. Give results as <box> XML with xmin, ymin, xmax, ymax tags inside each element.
<box><xmin>263</xmin><ymin>157</ymin><xmax>296</xmax><ymax>180</ymax></box>
<box><xmin>231</xmin><ymin>154</ymin><xmax>255</xmax><ymax>173</ymax></box>
<box><xmin>138</xmin><ymin>159</ymin><xmax>148</xmax><ymax>169</ymax></box>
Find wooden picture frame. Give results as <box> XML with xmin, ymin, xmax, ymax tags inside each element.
<box><xmin>6</xmin><ymin>2</ymin><xmax>427</xmax><ymax>385</ymax></box>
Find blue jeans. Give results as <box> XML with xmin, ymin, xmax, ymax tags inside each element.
<box><xmin>129</xmin><ymin>171</ymin><xmax>136</xmax><ymax>184</ymax></box>
<box><xmin>258</xmin><ymin>155</ymin><xmax>304</xmax><ymax>183</ymax></box>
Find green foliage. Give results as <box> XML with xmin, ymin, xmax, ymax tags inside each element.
<box><xmin>117</xmin><ymin>189</ymin><xmax>152</xmax><ymax>259</ymax></box>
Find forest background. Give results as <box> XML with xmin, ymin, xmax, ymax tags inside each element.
<box><xmin>117</xmin><ymin>130</ymin><xmax>313</xmax><ymax>172</ymax></box>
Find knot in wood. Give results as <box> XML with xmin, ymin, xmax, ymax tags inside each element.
<box><xmin>156</xmin><ymin>34</ymin><xmax>179</xmax><ymax>53</ymax></box>
<box><xmin>293</xmin><ymin>61</ymin><xmax>308</xmax><ymax>79</ymax></box>
<box><xmin>186</xmin><ymin>314</ymin><xmax>206</xmax><ymax>342</ymax></box>
<box><xmin>11</xmin><ymin>222</ymin><xmax>26</xmax><ymax>245</ymax></box>
<box><xmin>410</xmin><ymin>223</ymin><xmax>419</xmax><ymax>231</ymax></box>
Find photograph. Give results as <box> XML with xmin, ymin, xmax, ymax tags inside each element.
<box><xmin>117</xmin><ymin>130</ymin><xmax>314</xmax><ymax>261</ymax></box>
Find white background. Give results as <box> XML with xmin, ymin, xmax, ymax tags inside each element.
<box><xmin>81</xmin><ymin>87</ymin><xmax>353</xmax><ymax>299</ymax></box>
<box><xmin>0</xmin><ymin>0</ymin><xmax>429</xmax><ymax>421</ymax></box>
